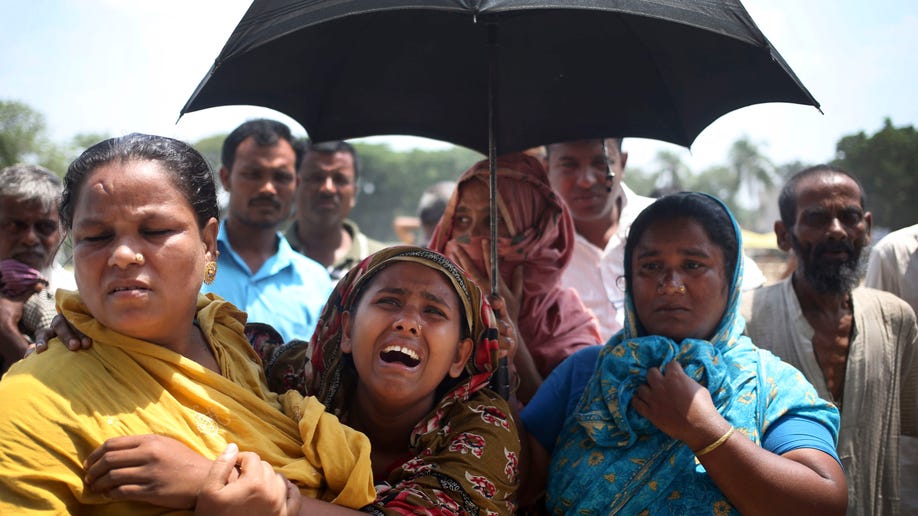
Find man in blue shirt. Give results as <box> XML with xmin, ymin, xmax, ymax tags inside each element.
<box><xmin>202</xmin><ymin>119</ymin><xmax>331</xmax><ymax>342</ymax></box>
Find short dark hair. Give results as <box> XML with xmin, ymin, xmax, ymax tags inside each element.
<box><xmin>544</xmin><ymin>137</ymin><xmax>623</xmax><ymax>160</ymax></box>
<box><xmin>0</xmin><ymin>164</ymin><xmax>62</xmax><ymax>213</ymax></box>
<box><xmin>778</xmin><ymin>165</ymin><xmax>866</xmax><ymax>229</ymax></box>
<box><xmin>302</xmin><ymin>140</ymin><xmax>360</xmax><ymax>179</ymax></box>
<box><xmin>221</xmin><ymin>119</ymin><xmax>296</xmax><ymax>172</ymax></box>
<box><xmin>417</xmin><ymin>181</ymin><xmax>455</xmax><ymax>226</ymax></box>
<box><xmin>624</xmin><ymin>192</ymin><xmax>739</xmax><ymax>292</ymax></box>
<box><xmin>60</xmin><ymin>133</ymin><xmax>218</xmax><ymax>230</ymax></box>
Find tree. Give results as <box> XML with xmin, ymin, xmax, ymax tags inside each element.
<box><xmin>652</xmin><ymin>150</ymin><xmax>690</xmax><ymax>194</ymax></box>
<box><xmin>192</xmin><ymin>134</ymin><xmax>227</xmax><ymax>173</ymax></box>
<box><xmin>726</xmin><ymin>136</ymin><xmax>774</xmax><ymax>212</ymax></box>
<box><xmin>0</xmin><ymin>100</ymin><xmax>50</xmax><ymax>169</ymax></box>
<box><xmin>833</xmin><ymin>118</ymin><xmax>918</xmax><ymax>230</ymax></box>
<box><xmin>350</xmin><ymin>144</ymin><xmax>482</xmax><ymax>241</ymax></box>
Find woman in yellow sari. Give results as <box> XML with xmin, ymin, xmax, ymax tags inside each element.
<box><xmin>0</xmin><ymin>134</ymin><xmax>374</xmax><ymax>514</ymax></box>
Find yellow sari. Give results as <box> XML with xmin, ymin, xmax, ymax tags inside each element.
<box><xmin>0</xmin><ymin>291</ymin><xmax>374</xmax><ymax>515</ymax></box>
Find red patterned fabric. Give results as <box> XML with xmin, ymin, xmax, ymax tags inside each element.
<box><xmin>261</xmin><ymin>246</ymin><xmax>520</xmax><ymax>514</ymax></box>
<box><xmin>428</xmin><ymin>154</ymin><xmax>601</xmax><ymax>376</ymax></box>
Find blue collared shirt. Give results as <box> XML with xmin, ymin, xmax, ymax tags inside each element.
<box><xmin>202</xmin><ymin>221</ymin><xmax>332</xmax><ymax>342</ymax></box>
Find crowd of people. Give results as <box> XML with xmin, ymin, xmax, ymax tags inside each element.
<box><xmin>0</xmin><ymin>122</ymin><xmax>915</xmax><ymax>515</ymax></box>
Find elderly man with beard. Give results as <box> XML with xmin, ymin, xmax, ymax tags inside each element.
<box><xmin>0</xmin><ymin>164</ymin><xmax>76</xmax><ymax>372</ymax></box>
<box><xmin>741</xmin><ymin>165</ymin><xmax>918</xmax><ymax>516</ymax></box>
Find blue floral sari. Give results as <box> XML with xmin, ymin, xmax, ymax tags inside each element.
<box><xmin>547</xmin><ymin>195</ymin><xmax>839</xmax><ymax>515</ymax></box>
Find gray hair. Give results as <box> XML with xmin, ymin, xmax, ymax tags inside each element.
<box><xmin>0</xmin><ymin>164</ymin><xmax>62</xmax><ymax>212</ymax></box>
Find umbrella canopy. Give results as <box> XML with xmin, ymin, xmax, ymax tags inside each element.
<box><xmin>181</xmin><ymin>0</ymin><xmax>819</xmax><ymax>155</ymax></box>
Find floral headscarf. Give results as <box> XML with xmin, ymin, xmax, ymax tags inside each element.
<box><xmin>262</xmin><ymin>246</ymin><xmax>520</xmax><ymax>514</ymax></box>
<box><xmin>547</xmin><ymin>193</ymin><xmax>839</xmax><ymax>515</ymax></box>
<box><xmin>304</xmin><ymin>245</ymin><xmax>500</xmax><ymax>419</ymax></box>
<box><xmin>428</xmin><ymin>153</ymin><xmax>600</xmax><ymax>376</ymax></box>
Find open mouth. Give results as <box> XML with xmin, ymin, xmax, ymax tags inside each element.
<box><xmin>380</xmin><ymin>345</ymin><xmax>421</xmax><ymax>367</ymax></box>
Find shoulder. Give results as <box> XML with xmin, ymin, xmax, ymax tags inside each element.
<box><xmin>0</xmin><ymin>345</ymin><xmax>103</xmax><ymax>416</ymax></box>
<box><xmin>854</xmin><ymin>287</ymin><xmax>917</xmax><ymax>327</ymax></box>
<box><xmin>344</xmin><ymin>220</ymin><xmax>388</xmax><ymax>255</ymax></box>
<box><xmin>740</xmin><ymin>280</ymin><xmax>787</xmax><ymax>317</ymax></box>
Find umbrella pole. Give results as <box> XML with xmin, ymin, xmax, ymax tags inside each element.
<box><xmin>488</xmin><ymin>23</ymin><xmax>511</xmax><ymax>400</ymax></box>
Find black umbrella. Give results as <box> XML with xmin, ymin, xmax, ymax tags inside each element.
<box><xmin>181</xmin><ymin>0</ymin><xmax>818</xmax><ymax>397</ymax></box>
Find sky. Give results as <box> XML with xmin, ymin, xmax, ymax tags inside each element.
<box><xmin>3</xmin><ymin>1</ymin><xmax>917</xmax><ymax>173</ymax></box>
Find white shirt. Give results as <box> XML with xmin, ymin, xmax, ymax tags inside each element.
<box><xmin>561</xmin><ymin>184</ymin><xmax>655</xmax><ymax>341</ymax></box>
<box><xmin>561</xmin><ymin>184</ymin><xmax>767</xmax><ymax>342</ymax></box>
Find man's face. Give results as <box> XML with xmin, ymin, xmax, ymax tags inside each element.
<box><xmin>782</xmin><ymin>173</ymin><xmax>871</xmax><ymax>295</ymax></box>
<box><xmin>0</xmin><ymin>196</ymin><xmax>62</xmax><ymax>271</ymax></box>
<box><xmin>296</xmin><ymin>151</ymin><xmax>357</xmax><ymax>230</ymax></box>
<box><xmin>546</xmin><ymin>139</ymin><xmax>627</xmax><ymax>223</ymax></box>
<box><xmin>220</xmin><ymin>136</ymin><xmax>298</xmax><ymax>230</ymax></box>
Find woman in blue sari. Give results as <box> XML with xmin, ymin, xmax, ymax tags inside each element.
<box><xmin>521</xmin><ymin>192</ymin><xmax>847</xmax><ymax>515</ymax></box>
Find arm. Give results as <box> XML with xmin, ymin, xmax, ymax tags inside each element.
<box><xmin>83</xmin><ymin>435</ymin><xmax>214</xmax><ymax>509</ymax></box>
<box><xmin>0</xmin><ymin>297</ymin><xmax>29</xmax><ymax>370</ymax></box>
<box><xmin>87</xmin><ymin>435</ymin><xmax>371</xmax><ymax>515</ymax></box>
<box><xmin>632</xmin><ymin>361</ymin><xmax>847</xmax><ymax>516</ymax></box>
<box><xmin>453</xmin><ymin>242</ymin><xmax>544</xmax><ymax>402</ymax></box>
<box><xmin>196</xmin><ymin>444</ymin><xmax>301</xmax><ymax>516</ymax></box>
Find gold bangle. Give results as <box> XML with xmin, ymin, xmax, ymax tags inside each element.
<box><xmin>694</xmin><ymin>425</ymin><xmax>735</xmax><ymax>457</ymax></box>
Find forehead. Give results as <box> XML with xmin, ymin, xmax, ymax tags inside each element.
<box><xmin>636</xmin><ymin>218</ymin><xmax>721</xmax><ymax>256</ymax></box>
<box><xmin>233</xmin><ymin>137</ymin><xmax>295</xmax><ymax>166</ymax></box>
<box><xmin>0</xmin><ymin>196</ymin><xmax>58</xmax><ymax>219</ymax></box>
<box><xmin>76</xmin><ymin>161</ymin><xmax>188</xmax><ymax>212</ymax></box>
<box><xmin>302</xmin><ymin>151</ymin><xmax>355</xmax><ymax>174</ymax></box>
<box><xmin>794</xmin><ymin>173</ymin><xmax>862</xmax><ymax>212</ymax></box>
<box><xmin>457</xmin><ymin>180</ymin><xmax>489</xmax><ymax>210</ymax></box>
<box><xmin>550</xmin><ymin>140</ymin><xmax>620</xmax><ymax>160</ymax></box>
<box><xmin>365</xmin><ymin>262</ymin><xmax>458</xmax><ymax>299</ymax></box>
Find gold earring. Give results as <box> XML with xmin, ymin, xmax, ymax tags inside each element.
<box><xmin>204</xmin><ymin>260</ymin><xmax>218</xmax><ymax>284</ymax></box>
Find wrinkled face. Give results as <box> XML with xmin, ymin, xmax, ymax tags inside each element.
<box><xmin>631</xmin><ymin>218</ymin><xmax>728</xmax><ymax>342</ymax></box>
<box><xmin>452</xmin><ymin>180</ymin><xmax>511</xmax><ymax>239</ymax></box>
<box><xmin>296</xmin><ymin>151</ymin><xmax>357</xmax><ymax>229</ymax></box>
<box><xmin>220</xmin><ymin>136</ymin><xmax>297</xmax><ymax>229</ymax></box>
<box><xmin>0</xmin><ymin>196</ymin><xmax>62</xmax><ymax>270</ymax></box>
<box><xmin>547</xmin><ymin>139</ymin><xmax>626</xmax><ymax>223</ymax></box>
<box><xmin>341</xmin><ymin>262</ymin><xmax>472</xmax><ymax>409</ymax></box>
<box><xmin>784</xmin><ymin>173</ymin><xmax>871</xmax><ymax>295</ymax></box>
<box><xmin>71</xmin><ymin>160</ymin><xmax>218</xmax><ymax>347</ymax></box>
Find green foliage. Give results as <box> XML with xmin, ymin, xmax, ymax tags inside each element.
<box><xmin>0</xmin><ymin>99</ymin><xmax>52</xmax><ymax>170</ymax></box>
<box><xmin>192</xmin><ymin>133</ymin><xmax>228</xmax><ymax>173</ymax></box>
<box><xmin>350</xmin><ymin>144</ymin><xmax>483</xmax><ymax>241</ymax></box>
<box><xmin>833</xmin><ymin>118</ymin><xmax>918</xmax><ymax>230</ymax></box>
<box><xmin>0</xmin><ymin>100</ymin><xmax>112</xmax><ymax>176</ymax></box>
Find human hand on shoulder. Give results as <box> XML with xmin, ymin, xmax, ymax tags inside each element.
<box><xmin>34</xmin><ymin>313</ymin><xmax>92</xmax><ymax>353</ymax></box>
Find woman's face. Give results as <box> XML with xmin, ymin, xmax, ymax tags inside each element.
<box><xmin>631</xmin><ymin>218</ymin><xmax>729</xmax><ymax>341</ymax></box>
<box><xmin>452</xmin><ymin>180</ymin><xmax>511</xmax><ymax>239</ymax></box>
<box><xmin>342</xmin><ymin>262</ymin><xmax>473</xmax><ymax>409</ymax></box>
<box><xmin>71</xmin><ymin>160</ymin><xmax>218</xmax><ymax>347</ymax></box>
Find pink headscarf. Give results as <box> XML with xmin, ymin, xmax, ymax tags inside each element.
<box><xmin>429</xmin><ymin>153</ymin><xmax>601</xmax><ymax>376</ymax></box>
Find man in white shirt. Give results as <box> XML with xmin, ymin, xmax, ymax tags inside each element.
<box><xmin>546</xmin><ymin>138</ymin><xmax>764</xmax><ymax>340</ymax></box>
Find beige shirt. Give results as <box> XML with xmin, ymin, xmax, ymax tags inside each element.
<box><xmin>867</xmin><ymin>224</ymin><xmax>918</xmax><ymax>314</ymax></box>
<box><xmin>741</xmin><ymin>278</ymin><xmax>918</xmax><ymax>516</ymax></box>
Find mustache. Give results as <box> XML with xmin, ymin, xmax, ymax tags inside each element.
<box><xmin>813</xmin><ymin>240</ymin><xmax>856</xmax><ymax>258</ymax></box>
<box><xmin>247</xmin><ymin>196</ymin><xmax>281</xmax><ymax>209</ymax></box>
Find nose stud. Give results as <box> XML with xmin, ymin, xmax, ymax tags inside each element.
<box><xmin>677</xmin><ymin>285</ymin><xmax>686</xmax><ymax>294</ymax></box>
<box><xmin>135</xmin><ymin>253</ymin><xmax>145</xmax><ymax>265</ymax></box>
